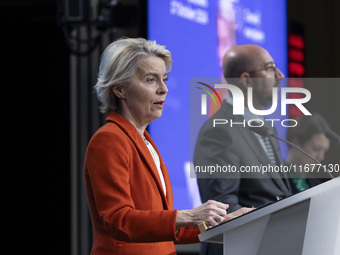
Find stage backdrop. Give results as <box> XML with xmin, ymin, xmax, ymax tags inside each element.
<box><xmin>148</xmin><ymin>0</ymin><xmax>288</xmax><ymax>210</ymax></box>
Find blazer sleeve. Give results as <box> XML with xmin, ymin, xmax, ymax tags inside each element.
<box><xmin>175</xmin><ymin>226</ymin><xmax>200</xmax><ymax>244</ymax></box>
<box><xmin>85</xmin><ymin>130</ymin><xmax>199</xmax><ymax>243</ymax></box>
<box><xmin>194</xmin><ymin>123</ymin><xmax>243</xmax><ymax>212</ymax></box>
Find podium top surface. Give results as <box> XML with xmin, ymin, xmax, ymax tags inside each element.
<box><xmin>199</xmin><ymin>177</ymin><xmax>340</xmax><ymax>242</ymax></box>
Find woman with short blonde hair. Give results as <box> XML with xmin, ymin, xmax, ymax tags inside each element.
<box><xmin>94</xmin><ymin>37</ymin><xmax>172</xmax><ymax>113</ymax></box>
<box><xmin>84</xmin><ymin>37</ymin><xmax>251</xmax><ymax>255</ymax></box>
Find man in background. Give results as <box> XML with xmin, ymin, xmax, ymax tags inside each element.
<box><xmin>194</xmin><ymin>44</ymin><xmax>292</xmax><ymax>255</ymax></box>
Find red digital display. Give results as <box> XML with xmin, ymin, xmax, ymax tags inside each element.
<box><xmin>288</xmin><ymin>34</ymin><xmax>305</xmax><ymax>49</ymax></box>
<box><xmin>289</xmin><ymin>62</ymin><xmax>305</xmax><ymax>76</ymax></box>
<box><xmin>288</xmin><ymin>30</ymin><xmax>306</xmax><ymax>117</ymax></box>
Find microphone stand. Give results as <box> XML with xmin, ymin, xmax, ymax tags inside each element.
<box><xmin>271</xmin><ymin>133</ymin><xmax>334</xmax><ymax>179</ymax></box>
<box><xmin>249</xmin><ymin>125</ymin><xmax>334</xmax><ymax>179</ymax></box>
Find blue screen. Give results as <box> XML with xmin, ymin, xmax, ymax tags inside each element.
<box><xmin>148</xmin><ymin>0</ymin><xmax>288</xmax><ymax>210</ymax></box>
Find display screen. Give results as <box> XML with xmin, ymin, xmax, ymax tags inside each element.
<box><xmin>148</xmin><ymin>0</ymin><xmax>288</xmax><ymax>210</ymax></box>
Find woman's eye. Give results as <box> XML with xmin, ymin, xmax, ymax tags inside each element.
<box><xmin>147</xmin><ymin>78</ymin><xmax>156</xmax><ymax>84</ymax></box>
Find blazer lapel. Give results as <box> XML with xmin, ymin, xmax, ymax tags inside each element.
<box><xmin>221</xmin><ymin>103</ymin><xmax>269</xmax><ymax>166</ymax></box>
<box><xmin>221</xmin><ymin>102</ymin><xmax>291</xmax><ymax>194</ymax></box>
<box><xmin>106</xmin><ymin>112</ymin><xmax>169</xmax><ymax>209</ymax></box>
<box><xmin>267</xmin><ymin>125</ymin><xmax>292</xmax><ymax>194</ymax></box>
<box><xmin>236</xmin><ymin>120</ymin><xmax>271</xmax><ymax>165</ymax></box>
<box><xmin>144</xmin><ymin>131</ymin><xmax>171</xmax><ymax>209</ymax></box>
<box><xmin>136</xmin><ymin>136</ymin><xmax>170</xmax><ymax>210</ymax></box>
<box><xmin>239</xmin><ymin>121</ymin><xmax>290</xmax><ymax>194</ymax></box>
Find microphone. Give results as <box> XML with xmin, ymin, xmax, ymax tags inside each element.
<box><xmin>249</xmin><ymin>124</ymin><xmax>334</xmax><ymax>179</ymax></box>
<box><xmin>249</xmin><ymin>125</ymin><xmax>274</xmax><ymax>137</ymax></box>
<box><xmin>326</xmin><ymin>129</ymin><xmax>340</xmax><ymax>145</ymax></box>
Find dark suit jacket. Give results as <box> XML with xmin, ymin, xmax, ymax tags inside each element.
<box><xmin>194</xmin><ymin>101</ymin><xmax>292</xmax><ymax>210</ymax></box>
<box><xmin>194</xmin><ymin>101</ymin><xmax>292</xmax><ymax>255</ymax></box>
<box><xmin>84</xmin><ymin>112</ymin><xmax>199</xmax><ymax>255</ymax></box>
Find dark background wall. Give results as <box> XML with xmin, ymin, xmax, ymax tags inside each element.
<box><xmin>2</xmin><ymin>1</ymin><xmax>70</xmax><ymax>254</ymax></box>
<box><xmin>3</xmin><ymin>0</ymin><xmax>339</xmax><ymax>254</ymax></box>
<box><xmin>288</xmin><ymin>0</ymin><xmax>340</xmax><ymax>77</ymax></box>
<box><xmin>287</xmin><ymin>0</ymin><xmax>340</xmax><ymax>168</ymax></box>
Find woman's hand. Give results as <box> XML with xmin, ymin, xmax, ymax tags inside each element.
<box><xmin>176</xmin><ymin>200</ymin><xmax>227</xmax><ymax>229</ymax></box>
<box><xmin>222</xmin><ymin>207</ymin><xmax>253</xmax><ymax>223</ymax></box>
<box><xmin>176</xmin><ymin>200</ymin><xmax>253</xmax><ymax>229</ymax></box>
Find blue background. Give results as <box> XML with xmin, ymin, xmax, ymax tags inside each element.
<box><xmin>148</xmin><ymin>0</ymin><xmax>288</xmax><ymax>210</ymax></box>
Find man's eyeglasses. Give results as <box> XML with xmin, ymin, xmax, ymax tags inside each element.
<box><xmin>247</xmin><ymin>63</ymin><xmax>277</xmax><ymax>74</ymax></box>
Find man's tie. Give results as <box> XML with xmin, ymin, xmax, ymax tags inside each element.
<box><xmin>261</xmin><ymin>136</ymin><xmax>277</xmax><ymax>165</ymax></box>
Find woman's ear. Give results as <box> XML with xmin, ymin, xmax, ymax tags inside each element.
<box><xmin>112</xmin><ymin>84</ymin><xmax>126</xmax><ymax>99</ymax></box>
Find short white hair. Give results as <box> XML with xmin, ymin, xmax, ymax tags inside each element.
<box><xmin>94</xmin><ymin>37</ymin><xmax>172</xmax><ymax>113</ymax></box>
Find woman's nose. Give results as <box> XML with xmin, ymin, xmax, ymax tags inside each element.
<box><xmin>157</xmin><ymin>80</ymin><xmax>168</xmax><ymax>95</ymax></box>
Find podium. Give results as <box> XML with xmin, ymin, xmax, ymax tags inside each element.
<box><xmin>198</xmin><ymin>177</ymin><xmax>340</xmax><ymax>255</ymax></box>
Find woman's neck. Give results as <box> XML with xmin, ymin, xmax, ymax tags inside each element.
<box><xmin>115</xmin><ymin>108</ymin><xmax>149</xmax><ymax>137</ymax></box>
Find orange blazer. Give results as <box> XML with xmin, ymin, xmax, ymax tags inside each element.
<box><xmin>84</xmin><ymin>112</ymin><xmax>200</xmax><ymax>255</ymax></box>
